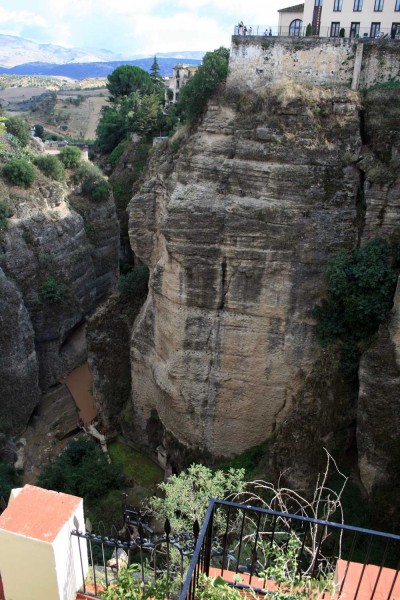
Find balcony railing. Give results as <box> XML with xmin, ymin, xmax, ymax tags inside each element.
<box><xmin>70</xmin><ymin>497</ymin><xmax>400</xmax><ymax>599</ymax></box>
<box><xmin>233</xmin><ymin>25</ymin><xmax>400</xmax><ymax>39</ymax></box>
<box><xmin>180</xmin><ymin>499</ymin><xmax>400</xmax><ymax>600</ymax></box>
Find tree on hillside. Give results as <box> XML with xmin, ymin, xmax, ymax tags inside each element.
<box><xmin>150</xmin><ymin>56</ymin><xmax>161</xmax><ymax>81</ymax></box>
<box><xmin>5</xmin><ymin>116</ymin><xmax>31</xmax><ymax>146</ymax></box>
<box><xmin>106</xmin><ymin>65</ymin><xmax>153</xmax><ymax>100</ymax></box>
<box><xmin>177</xmin><ymin>47</ymin><xmax>229</xmax><ymax>124</ymax></box>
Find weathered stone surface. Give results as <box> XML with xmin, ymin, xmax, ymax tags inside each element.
<box><xmin>128</xmin><ymin>85</ymin><xmax>361</xmax><ymax>460</ymax></box>
<box><xmin>0</xmin><ymin>269</ymin><xmax>39</xmax><ymax>435</ymax></box>
<box><xmin>0</xmin><ymin>169</ymin><xmax>119</xmax><ymax>433</ymax></box>
<box><xmin>357</xmin><ymin>279</ymin><xmax>400</xmax><ymax>525</ymax></box>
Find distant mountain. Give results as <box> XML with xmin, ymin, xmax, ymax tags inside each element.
<box><xmin>0</xmin><ymin>58</ymin><xmax>202</xmax><ymax>80</ymax></box>
<box><xmin>0</xmin><ymin>34</ymin><xmax>123</xmax><ymax>68</ymax></box>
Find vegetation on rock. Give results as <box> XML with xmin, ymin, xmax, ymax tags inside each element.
<box><xmin>3</xmin><ymin>157</ymin><xmax>35</xmax><ymax>188</ymax></box>
<box><xmin>34</xmin><ymin>154</ymin><xmax>65</xmax><ymax>181</ymax></box>
<box><xmin>37</xmin><ymin>437</ymin><xmax>124</xmax><ymax>502</ymax></box>
<box><xmin>59</xmin><ymin>145</ymin><xmax>81</xmax><ymax>168</ymax></box>
<box><xmin>39</xmin><ymin>276</ymin><xmax>67</xmax><ymax>304</ymax></box>
<box><xmin>313</xmin><ymin>238</ymin><xmax>398</xmax><ymax>375</ymax></box>
<box><xmin>119</xmin><ymin>265</ymin><xmax>149</xmax><ymax>296</ymax></box>
<box><xmin>175</xmin><ymin>47</ymin><xmax>229</xmax><ymax>124</ymax></box>
<box><xmin>5</xmin><ymin>116</ymin><xmax>31</xmax><ymax>147</ymax></box>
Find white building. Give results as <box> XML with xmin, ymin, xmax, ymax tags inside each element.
<box><xmin>278</xmin><ymin>0</ymin><xmax>400</xmax><ymax>38</ymax></box>
<box><xmin>166</xmin><ymin>64</ymin><xmax>198</xmax><ymax>105</ymax></box>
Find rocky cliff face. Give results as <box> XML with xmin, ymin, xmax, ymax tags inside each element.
<box><xmin>128</xmin><ymin>83</ymin><xmax>366</xmax><ymax>466</ymax></box>
<box><xmin>0</xmin><ymin>168</ymin><xmax>119</xmax><ymax>436</ymax></box>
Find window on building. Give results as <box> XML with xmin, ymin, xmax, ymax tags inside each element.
<box><xmin>289</xmin><ymin>19</ymin><xmax>303</xmax><ymax>35</ymax></box>
<box><xmin>396</xmin><ymin>0</ymin><xmax>400</xmax><ymax>11</ymax></box>
<box><xmin>350</xmin><ymin>21</ymin><xmax>360</xmax><ymax>36</ymax></box>
<box><xmin>374</xmin><ymin>0</ymin><xmax>384</xmax><ymax>9</ymax></box>
<box><xmin>353</xmin><ymin>0</ymin><xmax>363</xmax><ymax>10</ymax></box>
<box><xmin>370</xmin><ymin>22</ymin><xmax>381</xmax><ymax>36</ymax></box>
<box><xmin>391</xmin><ymin>22</ymin><xmax>400</xmax><ymax>37</ymax></box>
<box><xmin>333</xmin><ymin>0</ymin><xmax>343</xmax><ymax>10</ymax></box>
<box><xmin>315</xmin><ymin>0</ymin><xmax>323</xmax><ymax>6</ymax></box>
<box><xmin>330</xmin><ymin>21</ymin><xmax>341</xmax><ymax>35</ymax></box>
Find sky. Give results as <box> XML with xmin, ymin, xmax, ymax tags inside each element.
<box><xmin>0</xmin><ymin>0</ymin><xmax>299</xmax><ymax>56</ymax></box>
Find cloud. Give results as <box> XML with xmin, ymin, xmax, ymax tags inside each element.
<box><xmin>1</xmin><ymin>0</ymin><xmax>300</xmax><ymax>54</ymax></box>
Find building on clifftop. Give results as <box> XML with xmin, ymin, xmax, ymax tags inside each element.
<box><xmin>278</xmin><ymin>0</ymin><xmax>400</xmax><ymax>38</ymax></box>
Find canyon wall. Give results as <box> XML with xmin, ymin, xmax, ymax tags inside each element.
<box><xmin>128</xmin><ymin>83</ymin><xmax>363</xmax><ymax>464</ymax></box>
<box><xmin>0</xmin><ymin>168</ymin><xmax>119</xmax><ymax>436</ymax></box>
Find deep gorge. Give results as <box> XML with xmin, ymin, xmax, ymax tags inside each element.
<box><xmin>0</xmin><ymin>77</ymin><xmax>399</xmax><ymax>530</ymax></box>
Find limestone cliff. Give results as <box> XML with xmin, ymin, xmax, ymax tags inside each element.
<box><xmin>128</xmin><ymin>82</ymin><xmax>363</xmax><ymax>465</ymax></box>
<box><xmin>0</xmin><ymin>166</ymin><xmax>119</xmax><ymax>435</ymax></box>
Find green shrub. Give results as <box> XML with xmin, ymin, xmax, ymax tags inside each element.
<box><xmin>109</xmin><ymin>139</ymin><xmax>128</xmax><ymax>167</ymax></box>
<box><xmin>0</xmin><ymin>200</ymin><xmax>10</xmax><ymax>229</ymax></box>
<box><xmin>148</xmin><ymin>464</ymin><xmax>246</xmax><ymax>532</ymax></box>
<box><xmin>39</xmin><ymin>276</ymin><xmax>67</xmax><ymax>304</ymax></box>
<box><xmin>313</xmin><ymin>238</ymin><xmax>398</xmax><ymax>375</ymax></box>
<box><xmin>74</xmin><ymin>161</ymin><xmax>110</xmax><ymax>200</ymax></box>
<box><xmin>3</xmin><ymin>158</ymin><xmax>35</xmax><ymax>188</ymax></box>
<box><xmin>5</xmin><ymin>116</ymin><xmax>31</xmax><ymax>146</ymax></box>
<box><xmin>119</xmin><ymin>265</ymin><xmax>149</xmax><ymax>296</ymax></box>
<box><xmin>34</xmin><ymin>124</ymin><xmax>44</xmax><ymax>139</ymax></box>
<box><xmin>100</xmin><ymin>568</ymin><xmax>171</xmax><ymax>600</ymax></box>
<box><xmin>306</xmin><ymin>23</ymin><xmax>313</xmax><ymax>36</ymax></box>
<box><xmin>37</xmin><ymin>438</ymin><xmax>124</xmax><ymax>502</ymax></box>
<box><xmin>34</xmin><ymin>155</ymin><xmax>65</xmax><ymax>181</ymax></box>
<box><xmin>58</xmin><ymin>145</ymin><xmax>81</xmax><ymax>168</ymax></box>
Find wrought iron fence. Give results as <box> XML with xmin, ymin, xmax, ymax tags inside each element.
<box><xmin>180</xmin><ymin>499</ymin><xmax>400</xmax><ymax>600</ymax></box>
<box><xmin>71</xmin><ymin>501</ymin><xmax>200</xmax><ymax>598</ymax></box>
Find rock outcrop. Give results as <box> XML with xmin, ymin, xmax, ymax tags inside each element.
<box><xmin>0</xmin><ymin>169</ymin><xmax>119</xmax><ymax>435</ymax></box>
<box><xmin>128</xmin><ymin>83</ymin><xmax>363</xmax><ymax>464</ymax></box>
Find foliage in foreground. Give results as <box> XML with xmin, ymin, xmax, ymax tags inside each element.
<box><xmin>37</xmin><ymin>437</ymin><xmax>124</xmax><ymax>501</ymax></box>
<box><xmin>313</xmin><ymin>238</ymin><xmax>398</xmax><ymax>375</ymax></box>
<box><xmin>100</xmin><ymin>568</ymin><xmax>171</xmax><ymax>600</ymax></box>
<box><xmin>148</xmin><ymin>463</ymin><xmax>246</xmax><ymax>532</ymax></box>
<box><xmin>3</xmin><ymin>157</ymin><xmax>35</xmax><ymax>188</ymax></box>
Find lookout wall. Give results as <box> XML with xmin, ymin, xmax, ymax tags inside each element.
<box><xmin>227</xmin><ymin>37</ymin><xmax>400</xmax><ymax>91</ymax></box>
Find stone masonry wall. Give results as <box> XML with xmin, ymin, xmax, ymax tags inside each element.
<box><xmin>228</xmin><ymin>37</ymin><xmax>400</xmax><ymax>91</ymax></box>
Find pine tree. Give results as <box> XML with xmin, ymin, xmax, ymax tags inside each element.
<box><xmin>150</xmin><ymin>55</ymin><xmax>162</xmax><ymax>84</ymax></box>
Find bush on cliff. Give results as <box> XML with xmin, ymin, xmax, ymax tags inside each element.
<box><xmin>3</xmin><ymin>158</ymin><xmax>35</xmax><ymax>188</ymax></box>
<box><xmin>59</xmin><ymin>145</ymin><xmax>81</xmax><ymax>168</ymax></box>
<box><xmin>34</xmin><ymin>154</ymin><xmax>65</xmax><ymax>181</ymax></box>
<box><xmin>176</xmin><ymin>47</ymin><xmax>229</xmax><ymax>124</ymax></box>
<box><xmin>40</xmin><ymin>276</ymin><xmax>67</xmax><ymax>304</ymax></box>
<box><xmin>119</xmin><ymin>265</ymin><xmax>149</xmax><ymax>296</ymax></box>
<box><xmin>5</xmin><ymin>116</ymin><xmax>31</xmax><ymax>147</ymax></box>
<box><xmin>74</xmin><ymin>161</ymin><xmax>111</xmax><ymax>200</ymax></box>
<box><xmin>313</xmin><ymin>238</ymin><xmax>398</xmax><ymax>375</ymax></box>
<box><xmin>37</xmin><ymin>438</ymin><xmax>124</xmax><ymax>502</ymax></box>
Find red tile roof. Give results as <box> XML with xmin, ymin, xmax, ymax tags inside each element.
<box><xmin>0</xmin><ymin>485</ymin><xmax>82</xmax><ymax>543</ymax></box>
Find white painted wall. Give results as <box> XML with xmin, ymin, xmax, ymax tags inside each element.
<box><xmin>297</xmin><ymin>0</ymin><xmax>400</xmax><ymax>37</ymax></box>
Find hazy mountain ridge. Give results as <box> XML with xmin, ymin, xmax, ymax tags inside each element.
<box><xmin>0</xmin><ymin>58</ymin><xmax>202</xmax><ymax>80</ymax></box>
<box><xmin>0</xmin><ymin>34</ymin><xmax>205</xmax><ymax>76</ymax></box>
<box><xmin>0</xmin><ymin>34</ymin><xmax>123</xmax><ymax>68</ymax></box>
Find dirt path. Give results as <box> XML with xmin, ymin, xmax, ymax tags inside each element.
<box><xmin>62</xmin><ymin>363</ymin><xmax>97</xmax><ymax>425</ymax></box>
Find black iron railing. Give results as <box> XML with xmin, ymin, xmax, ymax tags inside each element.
<box><xmin>179</xmin><ymin>499</ymin><xmax>400</xmax><ymax>600</ymax></box>
<box><xmin>71</xmin><ymin>502</ymin><xmax>200</xmax><ymax>598</ymax></box>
